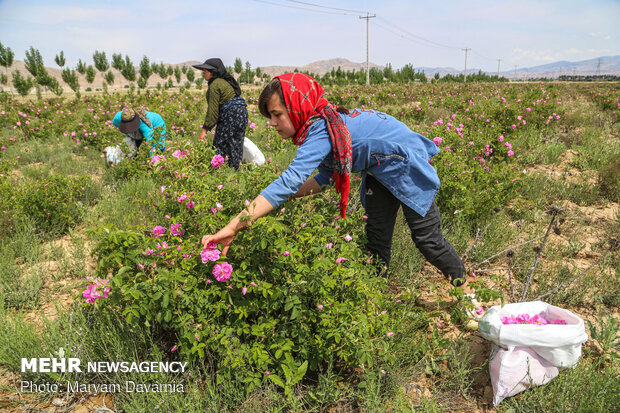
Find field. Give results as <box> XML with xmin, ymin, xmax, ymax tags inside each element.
<box><xmin>0</xmin><ymin>81</ymin><xmax>618</xmax><ymax>412</ymax></box>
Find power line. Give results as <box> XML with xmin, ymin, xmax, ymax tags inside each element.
<box><xmin>250</xmin><ymin>0</ymin><xmax>503</xmax><ymax>72</ymax></box>
<box><xmin>250</xmin><ymin>0</ymin><xmax>362</xmax><ymax>16</ymax></box>
<box><xmin>372</xmin><ymin>20</ymin><xmax>455</xmax><ymax>53</ymax></box>
<box><xmin>375</xmin><ymin>16</ymin><xmax>461</xmax><ymax>50</ymax></box>
<box><xmin>285</xmin><ymin>0</ymin><xmax>369</xmax><ymax>15</ymax></box>
<box><xmin>470</xmin><ymin>49</ymin><xmax>496</xmax><ymax>62</ymax></box>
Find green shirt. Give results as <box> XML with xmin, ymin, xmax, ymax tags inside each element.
<box><xmin>203</xmin><ymin>78</ymin><xmax>237</xmax><ymax>130</ymax></box>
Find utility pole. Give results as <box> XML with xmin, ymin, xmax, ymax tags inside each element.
<box><xmin>597</xmin><ymin>58</ymin><xmax>601</xmax><ymax>77</ymax></box>
<box><xmin>360</xmin><ymin>13</ymin><xmax>376</xmax><ymax>85</ymax></box>
<box><xmin>462</xmin><ymin>48</ymin><xmax>471</xmax><ymax>82</ymax></box>
<box><xmin>514</xmin><ymin>65</ymin><xmax>518</xmax><ymax>81</ymax></box>
<box><xmin>497</xmin><ymin>59</ymin><xmax>502</xmax><ymax>78</ymax></box>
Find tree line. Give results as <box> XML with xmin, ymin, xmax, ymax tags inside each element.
<box><xmin>0</xmin><ymin>44</ymin><xmax>210</xmax><ymax>97</ymax></box>
<box><xmin>0</xmin><ymin>43</ymin><xmax>514</xmax><ymax>98</ymax></box>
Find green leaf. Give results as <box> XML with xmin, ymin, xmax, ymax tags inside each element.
<box><xmin>281</xmin><ymin>364</ymin><xmax>292</xmax><ymax>382</ymax></box>
<box><xmin>162</xmin><ymin>293</ymin><xmax>169</xmax><ymax>308</ymax></box>
<box><xmin>268</xmin><ymin>374</ymin><xmax>285</xmax><ymax>388</ymax></box>
<box><xmin>294</xmin><ymin>360</ymin><xmax>308</xmax><ymax>383</ymax></box>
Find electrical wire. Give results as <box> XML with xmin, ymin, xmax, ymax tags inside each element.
<box><xmin>285</xmin><ymin>0</ymin><xmax>370</xmax><ymax>15</ymax></box>
<box><xmin>249</xmin><ymin>0</ymin><xmax>501</xmax><ymax>64</ymax></box>
<box><xmin>470</xmin><ymin>49</ymin><xmax>497</xmax><ymax>62</ymax></box>
<box><xmin>375</xmin><ymin>16</ymin><xmax>461</xmax><ymax>50</ymax></box>
<box><xmin>250</xmin><ymin>0</ymin><xmax>362</xmax><ymax>17</ymax></box>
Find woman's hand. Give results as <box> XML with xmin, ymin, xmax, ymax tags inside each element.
<box><xmin>201</xmin><ymin>225</ymin><xmax>236</xmax><ymax>256</ymax></box>
<box><xmin>200</xmin><ymin>195</ymin><xmax>275</xmax><ymax>256</ymax></box>
<box><xmin>198</xmin><ymin>128</ymin><xmax>208</xmax><ymax>142</ymax></box>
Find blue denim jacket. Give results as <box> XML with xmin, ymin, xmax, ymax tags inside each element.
<box><xmin>261</xmin><ymin>109</ymin><xmax>440</xmax><ymax>216</ymax></box>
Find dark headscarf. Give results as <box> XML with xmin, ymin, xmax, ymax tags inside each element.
<box><xmin>203</xmin><ymin>58</ymin><xmax>241</xmax><ymax>96</ymax></box>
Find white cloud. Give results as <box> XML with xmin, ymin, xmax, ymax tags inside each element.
<box><xmin>588</xmin><ymin>32</ymin><xmax>612</xmax><ymax>40</ymax></box>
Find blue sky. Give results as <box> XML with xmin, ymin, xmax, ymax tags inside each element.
<box><xmin>0</xmin><ymin>0</ymin><xmax>618</xmax><ymax>73</ymax></box>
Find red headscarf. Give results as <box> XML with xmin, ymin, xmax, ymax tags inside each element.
<box><xmin>275</xmin><ymin>73</ymin><xmax>352</xmax><ymax>218</ymax></box>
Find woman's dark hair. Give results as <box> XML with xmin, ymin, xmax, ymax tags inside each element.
<box><xmin>258</xmin><ymin>78</ymin><xmax>350</xmax><ymax>118</ymax></box>
<box><xmin>258</xmin><ymin>79</ymin><xmax>285</xmax><ymax>118</ymax></box>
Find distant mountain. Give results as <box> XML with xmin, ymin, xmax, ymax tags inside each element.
<box><xmin>261</xmin><ymin>56</ymin><xmax>620</xmax><ymax>79</ymax></box>
<box><xmin>260</xmin><ymin>58</ymin><xmax>383</xmax><ymax>76</ymax></box>
<box><xmin>504</xmin><ymin>55</ymin><xmax>620</xmax><ymax>78</ymax></box>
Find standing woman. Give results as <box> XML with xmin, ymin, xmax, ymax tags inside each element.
<box><xmin>193</xmin><ymin>58</ymin><xmax>248</xmax><ymax>169</ymax></box>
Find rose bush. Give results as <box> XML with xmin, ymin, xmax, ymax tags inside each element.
<box><xmin>91</xmin><ymin>142</ymin><xmax>399</xmax><ymax>390</ymax></box>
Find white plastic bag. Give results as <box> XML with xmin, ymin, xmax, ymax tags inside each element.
<box><xmin>242</xmin><ymin>137</ymin><xmax>265</xmax><ymax>166</ymax></box>
<box><xmin>104</xmin><ymin>145</ymin><xmax>124</xmax><ymax>165</ymax></box>
<box><xmin>489</xmin><ymin>345</ymin><xmax>559</xmax><ymax>406</ymax></box>
<box><xmin>479</xmin><ymin>301</ymin><xmax>588</xmax><ymax>405</ymax></box>
<box><xmin>479</xmin><ymin>301</ymin><xmax>588</xmax><ymax>367</ymax></box>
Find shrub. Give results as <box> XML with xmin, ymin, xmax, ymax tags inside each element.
<box><xmin>598</xmin><ymin>156</ymin><xmax>620</xmax><ymax>202</ymax></box>
<box><xmin>17</xmin><ymin>174</ymin><xmax>92</xmax><ymax>235</ymax></box>
<box><xmin>91</xmin><ymin>146</ymin><xmax>398</xmax><ymax>392</ymax></box>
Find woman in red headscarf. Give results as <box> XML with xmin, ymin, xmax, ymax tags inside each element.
<box><xmin>201</xmin><ymin>73</ymin><xmax>466</xmax><ymax>287</ymax></box>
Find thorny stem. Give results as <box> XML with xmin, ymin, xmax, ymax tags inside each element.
<box><xmin>474</xmin><ymin>235</ymin><xmax>545</xmax><ymax>267</ymax></box>
<box><xmin>463</xmin><ymin>210</ymin><xmax>500</xmax><ymax>263</ymax></box>
<box><xmin>520</xmin><ymin>208</ymin><xmax>560</xmax><ymax>301</ymax></box>
<box><xmin>462</xmin><ymin>227</ymin><xmax>480</xmax><ymax>263</ymax></box>
<box><xmin>467</xmin><ymin>266</ymin><xmax>531</xmax><ymax>273</ymax></box>
<box><xmin>507</xmin><ymin>253</ymin><xmax>515</xmax><ymax>303</ymax></box>
<box><xmin>535</xmin><ymin>241</ymin><xmax>616</xmax><ymax>301</ymax></box>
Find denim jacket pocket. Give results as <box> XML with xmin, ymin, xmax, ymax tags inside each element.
<box><xmin>370</xmin><ymin>152</ymin><xmax>406</xmax><ymax>166</ymax></box>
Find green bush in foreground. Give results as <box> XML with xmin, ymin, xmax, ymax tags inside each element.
<box><xmin>89</xmin><ymin>144</ymin><xmax>401</xmax><ymax>393</ymax></box>
<box><xmin>16</xmin><ymin>174</ymin><xmax>93</xmax><ymax>236</ymax></box>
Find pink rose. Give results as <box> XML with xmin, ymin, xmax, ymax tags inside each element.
<box><xmin>152</xmin><ymin>226</ymin><xmax>166</xmax><ymax>238</ymax></box>
<box><xmin>212</xmin><ymin>262</ymin><xmax>233</xmax><ymax>282</ymax></box>
<box><xmin>201</xmin><ymin>248</ymin><xmax>220</xmax><ymax>263</ymax></box>
<box><xmin>211</xmin><ymin>154</ymin><xmax>225</xmax><ymax>168</ymax></box>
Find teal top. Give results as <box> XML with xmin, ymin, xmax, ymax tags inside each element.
<box><xmin>112</xmin><ymin>110</ymin><xmax>166</xmax><ymax>155</ymax></box>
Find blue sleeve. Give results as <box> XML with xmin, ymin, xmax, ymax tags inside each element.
<box><xmin>112</xmin><ymin>111</ymin><xmax>122</xmax><ymax>128</ymax></box>
<box><xmin>314</xmin><ymin>163</ymin><xmax>333</xmax><ymax>188</ymax></box>
<box><xmin>260</xmin><ymin>122</ymin><xmax>332</xmax><ymax>208</ymax></box>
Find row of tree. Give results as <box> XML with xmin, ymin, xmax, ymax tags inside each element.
<box><xmin>0</xmin><ymin>43</ymin><xmax>516</xmax><ymax>98</ymax></box>
<box><xmin>0</xmin><ymin>43</ymin><xmax>208</xmax><ymax>97</ymax></box>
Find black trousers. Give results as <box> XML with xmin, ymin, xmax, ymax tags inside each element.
<box><xmin>364</xmin><ymin>175</ymin><xmax>466</xmax><ymax>283</ymax></box>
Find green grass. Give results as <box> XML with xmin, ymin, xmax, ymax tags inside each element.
<box><xmin>498</xmin><ymin>358</ymin><xmax>619</xmax><ymax>412</ymax></box>
<box><xmin>1</xmin><ymin>83</ymin><xmax>619</xmax><ymax>412</ymax></box>
<box><xmin>86</xmin><ymin>176</ymin><xmax>160</xmax><ymax>233</ymax></box>
<box><xmin>515</xmin><ymin>129</ymin><xmax>568</xmax><ymax>166</ymax></box>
